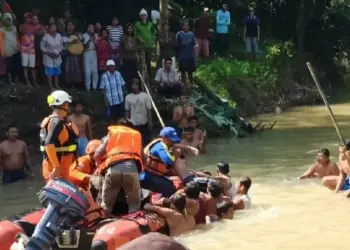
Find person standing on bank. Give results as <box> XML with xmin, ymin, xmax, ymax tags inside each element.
<box><xmin>243</xmin><ymin>7</ymin><xmax>260</xmax><ymax>60</ymax></box>
<box><xmin>125</xmin><ymin>79</ymin><xmax>152</xmax><ymax>146</ymax></box>
<box><xmin>100</xmin><ymin>59</ymin><xmax>126</xmax><ymax>122</ymax></box>
<box><xmin>83</xmin><ymin>24</ymin><xmax>99</xmax><ymax>90</ymax></box>
<box><xmin>157</xmin><ymin>22</ymin><xmax>177</xmax><ymax>69</ymax></box>
<box><xmin>216</xmin><ymin>3</ymin><xmax>230</xmax><ymax>56</ymax></box>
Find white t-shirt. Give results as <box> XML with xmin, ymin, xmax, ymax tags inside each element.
<box><xmin>125</xmin><ymin>92</ymin><xmax>152</xmax><ymax>126</ymax></box>
<box><xmin>240</xmin><ymin>194</ymin><xmax>251</xmax><ymax>209</ymax></box>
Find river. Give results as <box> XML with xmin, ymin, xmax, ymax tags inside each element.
<box><xmin>1</xmin><ymin>103</ymin><xmax>349</xmax><ymax>249</ymax></box>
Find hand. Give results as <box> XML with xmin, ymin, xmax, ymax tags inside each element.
<box><xmin>188</xmin><ymin>146</ymin><xmax>199</xmax><ymax>156</ymax></box>
<box><xmin>49</xmin><ymin>167</ymin><xmax>60</xmax><ymax>179</ymax></box>
<box><xmin>339</xmin><ymin>146</ymin><xmax>346</xmax><ymax>154</ymax></box>
<box><xmin>173</xmin><ymin>148</ymin><xmax>182</xmax><ymax>158</ymax></box>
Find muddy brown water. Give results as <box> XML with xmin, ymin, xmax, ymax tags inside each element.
<box><xmin>1</xmin><ymin>104</ymin><xmax>350</xmax><ymax>249</ymax></box>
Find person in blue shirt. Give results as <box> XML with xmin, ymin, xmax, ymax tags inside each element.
<box><xmin>243</xmin><ymin>7</ymin><xmax>260</xmax><ymax>59</ymax></box>
<box><xmin>140</xmin><ymin>127</ymin><xmax>198</xmax><ymax>197</ymax></box>
<box><xmin>216</xmin><ymin>3</ymin><xmax>231</xmax><ymax>56</ymax></box>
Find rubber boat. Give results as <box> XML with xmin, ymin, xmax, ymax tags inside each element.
<box><xmin>1</xmin><ymin>177</ymin><xmax>184</xmax><ymax>250</ymax></box>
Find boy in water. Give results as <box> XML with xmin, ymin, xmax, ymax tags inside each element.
<box><xmin>180</xmin><ymin>127</ymin><xmax>205</xmax><ymax>154</ymax></box>
<box><xmin>298</xmin><ymin>148</ymin><xmax>339</xmax><ymax>179</ymax></box>
<box><xmin>188</xmin><ymin>116</ymin><xmax>207</xmax><ymax>142</ymax></box>
<box><xmin>233</xmin><ymin>177</ymin><xmax>252</xmax><ymax>210</ymax></box>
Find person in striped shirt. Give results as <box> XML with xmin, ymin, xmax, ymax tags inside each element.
<box><xmin>106</xmin><ymin>17</ymin><xmax>123</xmax><ymax>61</ymax></box>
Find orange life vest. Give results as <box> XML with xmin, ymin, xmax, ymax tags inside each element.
<box><xmin>99</xmin><ymin>125</ymin><xmax>143</xmax><ymax>174</ymax></box>
<box><xmin>69</xmin><ymin>155</ymin><xmax>96</xmax><ymax>189</ymax></box>
<box><xmin>143</xmin><ymin>138</ymin><xmax>171</xmax><ymax>176</ymax></box>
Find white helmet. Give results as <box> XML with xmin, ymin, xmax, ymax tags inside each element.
<box><xmin>47</xmin><ymin>90</ymin><xmax>72</xmax><ymax>107</ymax></box>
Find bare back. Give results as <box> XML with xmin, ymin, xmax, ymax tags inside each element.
<box><xmin>173</xmin><ymin>105</ymin><xmax>194</xmax><ymax>129</ymax></box>
<box><xmin>339</xmin><ymin>155</ymin><xmax>350</xmax><ymax>175</ymax></box>
<box><xmin>67</xmin><ymin>114</ymin><xmax>89</xmax><ymax>138</ymax></box>
<box><xmin>193</xmin><ymin>128</ymin><xmax>204</xmax><ymax>141</ymax></box>
<box><xmin>167</xmin><ymin>211</ymin><xmax>195</xmax><ymax>236</ymax></box>
<box><xmin>0</xmin><ymin>140</ymin><xmax>27</xmax><ymax>171</ymax></box>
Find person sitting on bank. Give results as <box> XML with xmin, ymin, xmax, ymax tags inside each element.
<box><xmin>298</xmin><ymin>148</ymin><xmax>339</xmax><ymax>179</ymax></box>
<box><xmin>140</xmin><ymin>127</ymin><xmax>199</xmax><ymax>197</ymax></box>
<box><xmin>154</xmin><ymin>58</ymin><xmax>182</xmax><ymax>97</ymax></box>
<box><xmin>94</xmin><ymin>118</ymin><xmax>143</xmax><ymax>216</ymax></box>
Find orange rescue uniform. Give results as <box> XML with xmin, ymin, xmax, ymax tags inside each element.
<box><xmin>69</xmin><ymin>155</ymin><xmax>96</xmax><ymax>189</ymax></box>
<box><xmin>40</xmin><ymin>115</ymin><xmax>79</xmax><ymax>182</ymax></box>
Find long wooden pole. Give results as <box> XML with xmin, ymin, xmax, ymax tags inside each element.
<box><xmin>137</xmin><ymin>71</ymin><xmax>166</xmax><ymax>128</ymax></box>
<box><xmin>306</xmin><ymin>62</ymin><xmax>346</xmax><ymax>146</ymax></box>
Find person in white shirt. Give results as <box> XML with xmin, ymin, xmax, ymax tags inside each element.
<box><xmin>125</xmin><ymin>79</ymin><xmax>152</xmax><ymax>146</ymax></box>
<box><xmin>233</xmin><ymin>177</ymin><xmax>252</xmax><ymax>210</ymax></box>
<box><xmin>154</xmin><ymin>57</ymin><xmax>182</xmax><ymax>97</ymax></box>
<box><xmin>83</xmin><ymin>24</ymin><xmax>98</xmax><ymax>90</ymax></box>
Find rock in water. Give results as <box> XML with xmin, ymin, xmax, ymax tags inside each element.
<box><xmin>118</xmin><ymin>233</ymin><xmax>189</xmax><ymax>250</ymax></box>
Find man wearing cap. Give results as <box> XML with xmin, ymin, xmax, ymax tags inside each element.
<box><xmin>100</xmin><ymin>59</ymin><xmax>126</xmax><ymax>122</ymax></box>
<box><xmin>140</xmin><ymin>127</ymin><xmax>199</xmax><ymax>197</ymax></box>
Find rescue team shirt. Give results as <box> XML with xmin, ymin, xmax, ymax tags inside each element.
<box><xmin>150</xmin><ymin>141</ymin><xmax>175</xmax><ymax>167</ymax></box>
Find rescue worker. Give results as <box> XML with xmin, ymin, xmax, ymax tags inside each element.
<box><xmin>40</xmin><ymin>90</ymin><xmax>79</xmax><ymax>182</ymax></box>
<box><xmin>140</xmin><ymin>127</ymin><xmax>199</xmax><ymax>197</ymax></box>
<box><xmin>94</xmin><ymin>118</ymin><xmax>143</xmax><ymax>216</ymax></box>
<box><xmin>69</xmin><ymin>139</ymin><xmax>101</xmax><ymax>189</ymax></box>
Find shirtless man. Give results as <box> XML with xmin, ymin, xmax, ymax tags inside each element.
<box><xmin>180</xmin><ymin>127</ymin><xmax>205</xmax><ymax>154</ymax></box>
<box><xmin>233</xmin><ymin>177</ymin><xmax>252</xmax><ymax>210</ymax></box>
<box><xmin>188</xmin><ymin>116</ymin><xmax>207</xmax><ymax>142</ymax></box>
<box><xmin>322</xmin><ymin>144</ymin><xmax>350</xmax><ymax>195</ymax></box>
<box><xmin>298</xmin><ymin>148</ymin><xmax>339</xmax><ymax>179</ymax></box>
<box><xmin>172</xmin><ymin>95</ymin><xmax>194</xmax><ymax>138</ymax></box>
<box><xmin>144</xmin><ymin>193</ymin><xmax>196</xmax><ymax>236</ymax></box>
<box><xmin>67</xmin><ymin>101</ymin><xmax>93</xmax><ymax>156</ymax></box>
<box><xmin>0</xmin><ymin>124</ymin><xmax>32</xmax><ymax>184</ymax></box>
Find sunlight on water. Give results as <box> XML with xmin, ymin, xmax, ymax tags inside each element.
<box><xmin>1</xmin><ymin>103</ymin><xmax>350</xmax><ymax>249</ymax></box>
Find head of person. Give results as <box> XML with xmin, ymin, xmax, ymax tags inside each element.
<box><xmin>106</xmin><ymin>59</ymin><xmax>116</xmax><ymax>72</ymax></box>
<box><xmin>184</xmin><ymin>181</ymin><xmax>201</xmax><ymax>199</ymax></box>
<box><xmin>182</xmin><ymin>21</ymin><xmax>189</xmax><ymax>32</ymax></box>
<box><xmin>117</xmin><ymin>118</ymin><xmax>133</xmax><ymax>128</ymax></box>
<box><xmin>208</xmin><ymin>180</ymin><xmax>224</xmax><ymax>199</ymax></box>
<box><xmin>170</xmin><ymin>193</ymin><xmax>187</xmax><ymax>212</ymax></box>
<box><xmin>203</xmin><ymin>7</ymin><xmax>209</xmax><ymax>15</ymax></box>
<box><xmin>162</xmin><ymin>22</ymin><xmax>169</xmax><ymax>32</ymax></box>
<box><xmin>95</xmin><ymin>22</ymin><xmax>102</xmax><ymax>32</ymax></box>
<box><xmin>216</xmin><ymin>200</ymin><xmax>234</xmax><ymax>219</ymax></box>
<box><xmin>159</xmin><ymin>127</ymin><xmax>181</xmax><ymax>147</ymax></box>
<box><xmin>179</xmin><ymin>95</ymin><xmax>188</xmax><ymax>105</ymax></box>
<box><xmin>164</xmin><ymin>57</ymin><xmax>173</xmax><ymax>70</ymax></box>
<box><xmin>126</xmin><ymin>23</ymin><xmax>134</xmax><ymax>36</ymax></box>
<box><xmin>140</xmin><ymin>8</ymin><xmax>148</xmax><ymax>22</ymax></box>
<box><xmin>87</xmin><ymin>23</ymin><xmax>94</xmax><ymax>34</ymax></box>
<box><xmin>24</xmin><ymin>13</ymin><xmax>32</xmax><ymax>24</ymax></box>
<box><xmin>236</xmin><ymin>177</ymin><xmax>252</xmax><ymax>195</ymax></box>
<box><xmin>66</xmin><ymin>20</ymin><xmax>75</xmax><ymax>33</ymax></box>
<box><xmin>7</xmin><ymin>124</ymin><xmax>19</xmax><ymax>141</ymax></box>
<box><xmin>112</xmin><ymin>17</ymin><xmax>119</xmax><ymax>26</ymax></box>
<box><xmin>217</xmin><ymin>161</ymin><xmax>230</xmax><ymax>175</ymax></box>
<box><xmin>188</xmin><ymin>116</ymin><xmax>198</xmax><ymax>129</ymax></box>
<box><xmin>131</xmin><ymin>79</ymin><xmax>141</xmax><ymax>93</ymax></box>
<box><xmin>49</xmin><ymin>16</ymin><xmax>55</xmax><ymax>24</ymax></box>
<box><xmin>222</xmin><ymin>3</ymin><xmax>228</xmax><ymax>11</ymax></box>
<box><xmin>85</xmin><ymin>139</ymin><xmax>102</xmax><ymax>162</ymax></box>
<box><xmin>100</xmin><ymin>28</ymin><xmax>108</xmax><ymax>39</ymax></box>
<box><xmin>73</xmin><ymin>100</ymin><xmax>84</xmax><ymax>114</ymax></box>
<box><xmin>47</xmin><ymin>90</ymin><xmax>72</xmax><ymax>116</ymax></box>
<box><xmin>317</xmin><ymin>148</ymin><xmax>330</xmax><ymax>164</ymax></box>
<box><xmin>64</xmin><ymin>9</ymin><xmax>71</xmax><ymax>19</ymax></box>
<box><xmin>48</xmin><ymin>23</ymin><xmax>57</xmax><ymax>34</ymax></box>
<box><xmin>183</xmin><ymin>127</ymin><xmax>194</xmax><ymax>141</ymax></box>
<box><xmin>248</xmin><ymin>7</ymin><xmax>254</xmax><ymax>17</ymax></box>
<box><xmin>32</xmin><ymin>15</ymin><xmax>39</xmax><ymax>25</ymax></box>
<box><xmin>3</xmin><ymin>13</ymin><xmax>13</xmax><ymax>27</ymax></box>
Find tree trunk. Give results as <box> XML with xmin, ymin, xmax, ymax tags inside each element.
<box><xmin>296</xmin><ymin>0</ymin><xmax>306</xmax><ymax>52</ymax></box>
<box><xmin>160</xmin><ymin>0</ymin><xmax>169</xmax><ymax>23</ymax></box>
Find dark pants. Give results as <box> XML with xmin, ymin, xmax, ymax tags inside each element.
<box><xmin>106</xmin><ymin>102</ymin><xmax>125</xmax><ymax>123</ymax></box>
<box><xmin>134</xmin><ymin>123</ymin><xmax>152</xmax><ymax>147</ymax></box>
<box><xmin>144</xmin><ymin>48</ymin><xmax>153</xmax><ymax>79</ymax></box>
<box><xmin>121</xmin><ymin>58</ymin><xmax>139</xmax><ymax>85</ymax></box>
<box><xmin>158</xmin><ymin>83</ymin><xmax>183</xmax><ymax>98</ymax></box>
<box><xmin>2</xmin><ymin>168</ymin><xmax>27</xmax><ymax>184</ymax></box>
<box><xmin>139</xmin><ymin>171</ymin><xmax>176</xmax><ymax>197</ymax></box>
<box><xmin>216</xmin><ymin>33</ymin><xmax>229</xmax><ymax>56</ymax></box>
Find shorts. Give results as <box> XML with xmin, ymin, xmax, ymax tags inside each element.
<box><xmin>21</xmin><ymin>53</ymin><xmax>35</xmax><ymax>68</ymax></box>
<box><xmin>77</xmin><ymin>137</ymin><xmax>89</xmax><ymax>156</ymax></box>
<box><xmin>2</xmin><ymin>168</ymin><xmax>27</xmax><ymax>184</ymax></box>
<box><xmin>178</xmin><ymin>58</ymin><xmax>196</xmax><ymax>73</ymax></box>
<box><xmin>44</xmin><ymin>65</ymin><xmax>61</xmax><ymax>76</ymax></box>
<box><xmin>139</xmin><ymin>171</ymin><xmax>176</xmax><ymax>197</ymax></box>
<box><xmin>341</xmin><ymin>176</ymin><xmax>350</xmax><ymax>191</ymax></box>
<box><xmin>245</xmin><ymin>37</ymin><xmax>258</xmax><ymax>53</ymax></box>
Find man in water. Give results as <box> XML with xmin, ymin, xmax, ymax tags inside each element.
<box><xmin>0</xmin><ymin>124</ymin><xmax>32</xmax><ymax>184</ymax></box>
<box><xmin>233</xmin><ymin>177</ymin><xmax>252</xmax><ymax>210</ymax></box>
<box><xmin>172</xmin><ymin>95</ymin><xmax>194</xmax><ymax>138</ymax></box>
<box><xmin>67</xmin><ymin>101</ymin><xmax>93</xmax><ymax>156</ymax></box>
<box><xmin>298</xmin><ymin>148</ymin><xmax>339</xmax><ymax>179</ymax></box>
<box><xmin>188</xmin><ymin>115</ymin><xmax>207</xmax><ymax>143</ymax></box>
<box><xmin>322</xmin><ymin>144</ymin><xmax>350</xmax><ymax>195</ymax></box>
<box><xmin>180</xmin><ymin>127</ymin><xmax>205</xmax><ymax>154</ymax></box>
<box><xmin>144</xmin><ymin>193</ymin><xmax>196</xmax><ymax>236</ymax></box>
